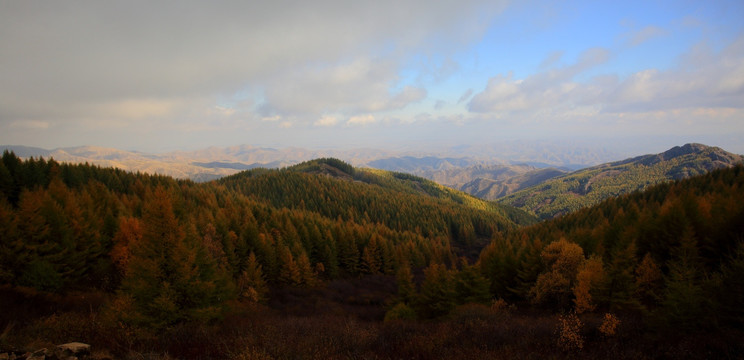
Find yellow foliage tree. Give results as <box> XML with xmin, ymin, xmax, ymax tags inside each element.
<box><xmin>573</xmin><ymin>255</ymin><xmax>606</xmax><ymax>313</ymax></box>
<box><xmin>531</xmin><ymin>238</ymin><xmax>585</xmax><ymax>308</ymax></box>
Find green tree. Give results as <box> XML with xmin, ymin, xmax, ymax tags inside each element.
<box><xmin>712</xmin><ymin>242</ymin><xmax>744</xmax><ymax>327</ymax></box>
<box><xmin>656</xmin><ymin>228</ymin><xmax>707</xmax><ymax>331</ymax></box>
<box><xmin>454</xmin><ymin>260</ymin><xmax>491</xmax><ymax>305</ymax></box>
<box><xmin>396</xmin><ymin>263</ymin><xmax>416</xmax><ymax>304</ymax></box>
<box><xmin>635</xmin><ymin>253</ymin><xmax>663</xmax><ymax>308</ymax></box>
<box><xmin>417</xmin><ymin>263</ymin><xmax>455</xmax><ymax>318</ymax></box>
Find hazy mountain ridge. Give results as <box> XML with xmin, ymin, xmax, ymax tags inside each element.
<box><xmin>368</xmin><ymin>158</ymin><xmax>571</xmax><ymax>200</ymax></box>
<box><xmin>460</xmin><ymin>167</ymin><xmax>568</xmax><ymax>200</ymax></box>
<box><xmin>1</xmin><ymin>141</ymin><xmax>621</xmax><ymax>183</ymax></box>
<box><xmin>498</xmin><ymin>143</ymin><xmax>744</xmax><ymax>219</ymax></box>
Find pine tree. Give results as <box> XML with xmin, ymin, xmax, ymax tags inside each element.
<box><xmin>530</xmin><ymin>238</ymin><xmax>584</xmax><ymax>309</ymax></box>
<box><xmin>278</xmin><ymin>244</ymin><xmax>302</xmax><ymax>285</ymax></box>
<box><xmin>361</xmin><ymin>235</ymin><xmax>382</xmax><ymax>274</ymax></box>
<box><xmin>454</xmin><ymin>260</ymin><xmax>491</xmax><ymax>305</ymax></box>
<box><xmin>604</xmin><ymin>239</ymin><xmax>640</xmax><ymax>311</ymax></box>
<box><xmin>0</xmin><ymin>198</ymin><xmax>17</xmax><ymax>283</ymax></box>
<box><xmin>396</xmin><ymin>263</ymin><xmax>416</xmax><ymax>304</ymax></box>
<box><xmin>417</xmin><ymin>263</ymin><xmax>455</xmax><ymax>318</ymax></box>
<box><xmin>110</xmin><ymin>217</ymin><xmax>143</xmax><ymax>277</ymax></box>
<box><xmin>296</xmin><ymin>252</ymin><xmax>317</xmax><ymax>287</ymax></box>
<box><xmin>712</xmin><ymin>242</ymin><xmax>744</xmax><ymax>327</ymax></box>
<box><xmin>656</xmin><ymin>228</ymin><xmax>707</xmax><ymax>331</ymax></box>
<box><xmin>237</xmin><ymin>252</ymin><xmax>268</xmax><ymax>303</ymax></box>
<box><xmin>119</xmin><ymin>187</ymin><xmax>232</xmax><ymax>328</ymax></box>
<box><xmin>573</xmin><ymin>255</ymin><xmax>606</xmax><ymax>313</ymax></box>
<box><xmin>635</xmin><ymin>252</ymin><xmax>663</xmax><ymax>308</ymax></box>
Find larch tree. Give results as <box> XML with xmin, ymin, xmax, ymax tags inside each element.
<box><xmin>237</xmin><ymin>252</ymin><xmax>268</xmax><ymax>303</ymax></box>
<box><xmin>118</xmin><ymin>187</ymin><xmax>233</xmax><ymax>329</ymax></box>
<box><xmin>417</xmin><ymin>263</ymin><xmax>456</xmax><ymax>318</ymax></box>
<box><xmin>530</xmin><ymin>238</ymin><xmax>584</xmax><ymax>309</ymax></box>
<box><xmin>573</xmin><ymin>255</ymin><xmax>606</xmax><ymax>314</ymax></box>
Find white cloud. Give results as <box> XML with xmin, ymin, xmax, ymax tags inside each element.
<box><xmin>314</xmin><ymin>116</ymin><xmax>339</xmax><ymax>127</ymax></box>
<box><xmin>347</xmin><ymin>115</ymin><xmax>376</xmax><ymax>126</ymax></box>
<box><xmin>10</xmin><ymin>120</ymin><xmax>50</xmax><ymax>129</ymax></box>
<box><xmin>457</xmin><ymin>89</ymin><xmax>474</xmax><ymax>104</ymax></box>
<box><xmin>258</xmin><ymin>58</ymin><xmax>428</xmax><ymax>123</ymax></box>
<box><xmin>0</xmin><ymin>1</ymin><xmax>506</xmax><ymax>135</ymax></box>
<box><xmin>627</xmin><ymin>26</ymin><xmax>666</xmax><ymax>46</ymax></box>
<box><xmin>261</xmin><ymin>115</ymin><xmax>281</xmax><ymax>122</ymax></box>
<box><xmin>469</xmin><ymin>36</ymin><xmax>744</xmax><ymax>123</ymax></box>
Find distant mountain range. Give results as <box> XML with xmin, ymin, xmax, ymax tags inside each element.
<box><xmin>498</xmin><ymin>143</ymin><xmax>744</xmax><ymax>219</ymax></box>
<box><xmin>3</xmin><ymin>143</ymin><xmax>741</xmax><ymax>216</ymax></box>
<box><xmin>0</xmin><ymin>142</ymin><xmax>616</xmax><ymax>183</ymax></box>
<box><xmin>367</xmin><ymin>158</ymin><xmax>575</xmax><ymax>200</ymax></box>
<box><xmin>0</xmin><ymin>145</ymin><xmax>391</xmax><ymax>181</ymax></box>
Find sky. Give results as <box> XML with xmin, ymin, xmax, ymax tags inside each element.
<box><xmin>1</xmin><ymin>0</ymin><xmax>743</xmax><ymax>154</ymax></box>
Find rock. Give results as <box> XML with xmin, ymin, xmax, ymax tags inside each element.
<box><xmin>56</xmin><ymin>343</ymin><xmax>89</xmax><ymax>356</ymax></box>
<box><xmin>26</xmin><ymin>348</ymin><xmax>47</xmax><ymax>360</ymax></box>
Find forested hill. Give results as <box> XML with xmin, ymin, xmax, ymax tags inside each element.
<box><xmin>498</xmin><ymin>143</ymin><xmax>743</xmax><ymax>219</ymax></box>
<box><xmin>479</xmin><ymin>164</ymin><xmax>744</xmax><ymax>330</ymax></box>
<box><xmin>0</xmin><ymin>152</ymin><xmax>531</xmax><ymax>326</ymax></box>
<box><xmin>219</xmin><ymin>158</ymin><xmax>537</xmax><ymax>235</ymax></box>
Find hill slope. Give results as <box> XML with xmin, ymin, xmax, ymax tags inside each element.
<box><xmin>497</xmin><ymin>143</ymin><xmax>744</xmax><ymax>219</ymax></box>
<box><xmin>219</xmin><ymin>158</ymin><xmax>536</xmax><ymax>248</ymax></box>
<box><xmin>367</xmin><ymin>157</ymin><xmax>570</xmax><ymax>200</ymax></box>
<box><xmin>479</xmin><ymin>164</ymin><xmax>744</xmax><ymax>330</ymax></box>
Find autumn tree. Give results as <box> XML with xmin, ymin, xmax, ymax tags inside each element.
<box><xmin>237</xmin><ymin>252</ymin><xmax>268</xmax><ymax>303</ymax></box>
<box><xmin>277</xmin><ymin>244</ymin><xmax>302</xmax><ymax>286</ymax></box>
<box><xmin>110</xmin><ymin>217</ymin><xmax>143</xmax><ymax>278</ymax></box>
<box><xmin>118</xmin><ymin>187</ymin><xmax>233</xmax><ymax>328</ymax></box>
<box><xmin>396</xmin><ymin>263</ymin><xmax>416</xmax><ymax>304</ymax></box>
<box><xmin>635</xmin><ymin>253</ymin><xmax>663</xmax><ymax>308</ymax></box>
<box><xmin>573</xmin><ymin>255</ymin><xmax>606</xmax><ymax>313</ymax></box>
<box><xmin>417</xmin><ymin>263</ymin><xmax>455</xmax><ymax>318</ymax></box>
<box><xmin>530</xmin><ymin>238</ymin><xmax>584</xmax><ymax>309</ymax></box>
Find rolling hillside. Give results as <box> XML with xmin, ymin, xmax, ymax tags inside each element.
<box><xmin>367</xmin><ymin>157</ymin><xmax>571</xmax><ymax>200</ymax></box>
<box><xmin>219</xmin><ymin>158</ymin><xmax>537</xmax><ymax>246</ymax></box>
<box><xmin>498</xmin><ymin>143</ymin><xmax>744</xmax><ymax>219</ymax></box>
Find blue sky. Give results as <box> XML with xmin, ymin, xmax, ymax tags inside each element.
<box><xmin>1</xmin><ymin>0</ymin><xmax>743</xmax><ymax>154</ymax></box>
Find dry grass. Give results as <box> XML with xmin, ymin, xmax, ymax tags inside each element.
<box><xmin>1</xmin><ymin>285</ymin><xmax>742</xmax><ymax>359</ymax></box>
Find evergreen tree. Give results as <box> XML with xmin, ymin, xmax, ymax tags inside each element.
<box><xmin>417</xmin><ymin>263</ymin><xmax>455</xmax><ymax>318</ymax></box>
<box><xmin>656</xmin><ymin>228</ymin><xmax>707</xmax><ymax>331</ymax></box>
<box><xmin>635</xmin><ymin>252</ymin><xmax>663</xmax><ymax>308</ymax></box>
<box><xmin>396</xmin><ymin>263</ymin><xmax>416</xmax><ymax>304</ymax></box>
<box><xmin>361</xmin><ymin>234</ymin><xmax>382</xmax><ymax>274</ymax></box>
<box><xmin>0</xmin><ymin>198</ymin><xmax>16</xmax><ymax>283</ymax></box>
<box><xmin>278</xmin><ymin>244</ymin><xmax>302</xmax><ymax>285</ymax></box>
<box><xmin>454</xmin><ymin>260</ymin><xmax>491</xmax><ymax>305</ymax></box>
<box><xmin>712</xmin><ymin>242</ymin><xmax>744</xmax><ymax>327</ymax></box>
<box><xmin>603</xmin><ymin>239</ymin><xmax>640</xmax><ymax>311</ymax></box>
<box><xmin>119</xmin><ymin>187</ymin><xmax>232</xmax><ymax>328</ymax></box>
<box><xmin>237</xmin><ymin>252</ymin><xmax>268</xmax><ymax>303</ymax></box>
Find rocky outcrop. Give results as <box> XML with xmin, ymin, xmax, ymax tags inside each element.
<box><xmin>0</xmin><ymin>342</ymin><xmax>91</xmax><ymax>360</ymax></box>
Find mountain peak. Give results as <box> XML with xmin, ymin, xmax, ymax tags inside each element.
<box><xmin>661</xmin><ymin>143</ymin><xmax>711</xmax><ymax>159</ymax></box>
